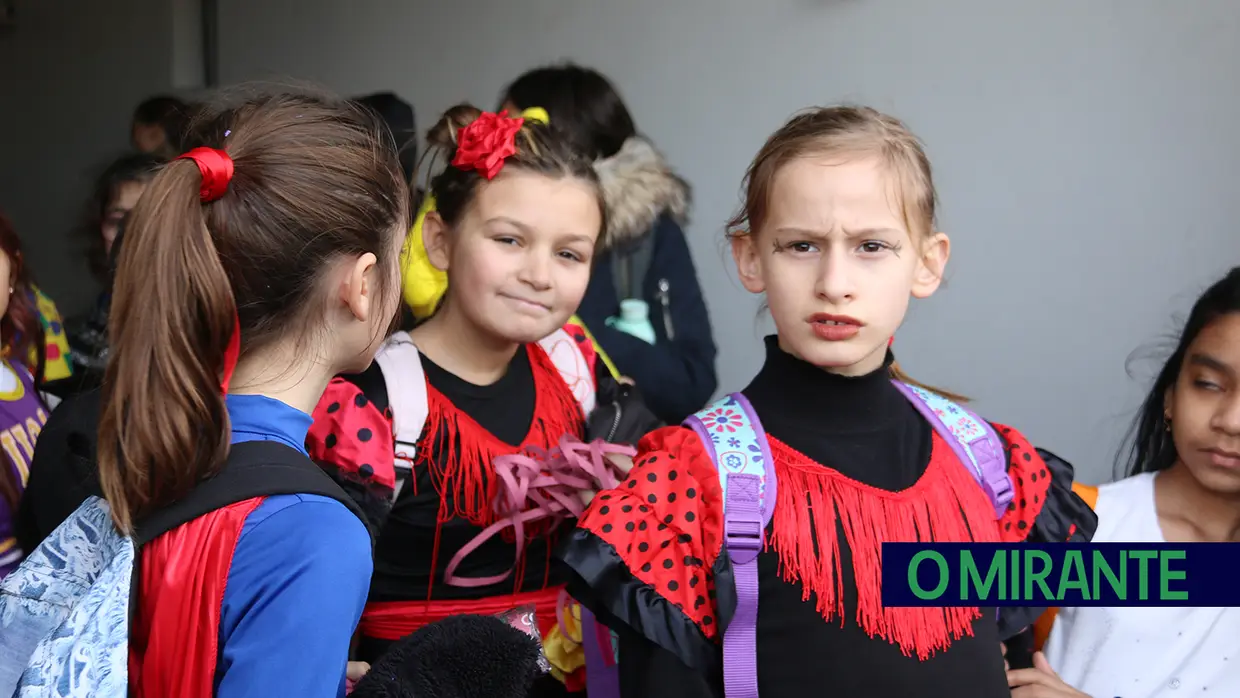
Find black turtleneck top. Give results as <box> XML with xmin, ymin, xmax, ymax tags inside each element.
<box><xmin>568</xmin><ymin>336</ymin><xmax>1012</xmax><ymax>698</ymax></box>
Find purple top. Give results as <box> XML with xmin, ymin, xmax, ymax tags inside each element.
<box><xmin>0</xmin><ymin>360</ymin><xmax>48</xmax><ymax>579</ymax></box>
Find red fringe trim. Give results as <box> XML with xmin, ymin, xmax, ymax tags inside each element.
<box><xmin>417</xmin><ymin>343</ymin><xmax>585</xmax><ymax>597</ymax></box>
<box><xmin>768</xmin><ymin>435</ymin><xmax>999</xmax><ymax>659</ymax></box>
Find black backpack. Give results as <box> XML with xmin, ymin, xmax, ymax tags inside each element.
<box><xmin>134</xmin><ymin>440</ymin><xmax>366</xmax><ymax>544</ymax></box>
<box><xmin>17</xmin><ymin>390</ymin><xmax>364</xmax><ymax>553</ymax></box>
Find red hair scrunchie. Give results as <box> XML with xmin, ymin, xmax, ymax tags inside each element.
<box><xmin>178</xmin><ymin>147</ymin><xmax>234</xmax><ymax>203</ymax></box>
<box><xmin>176</xmin><ymin>146</ymin><xmax>240</xmax><ymax>391</ymax></box>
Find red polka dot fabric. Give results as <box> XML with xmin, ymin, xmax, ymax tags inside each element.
<box><xmin>578</xmin><ymin>426</ymin><xmax>726</xmax><ymax>639</ymax></box>
<box><xmin>992</xmin><ymin>422</ymin><xmax>1054</xmax><ymax>543</ymax></box>
<box><xmin>307</xmin><ymin>377</ymin><xmax>396</xmax><ymax>492</ymax></box>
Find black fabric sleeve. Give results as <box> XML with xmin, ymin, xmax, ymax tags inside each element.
<box><xmin>1029</xmin><ymin>447</ymin><xmax>1098</xmax><ymax>544</ymax></box>
<box><xmin>16</xmin><ymin>390</ymin><xmax>102</xmax><ymax>552</ymax></box>
<box><xmin>989</xmin><ymin>424</ymin><xmax>1099</xmax><ymax>638</ymax></box>
<box><xmin>587</xmin><ymin>370</ymin><xmax>666</xmax><ymax>446</ymax></box>
<box><xmin>617</xmin><ymin>628</ymin><xmax>721</xmax><ymax>698</ymax></box>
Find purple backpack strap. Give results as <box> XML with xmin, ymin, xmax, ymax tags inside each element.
<box><xmin>683</xmin><ymin>392</ymin><xmax>776</xmax><ymax>698</ymax></box>
<box><xmin>582</xmin><ymin>608</ymin><xmax>621</xmax><ymax>698</ymax></box>
<box><xmin>890</xmin><ymin>381</ymin><xmax>1014</xmax><ymax>518</ymax></box>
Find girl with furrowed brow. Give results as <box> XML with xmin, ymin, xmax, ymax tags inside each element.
<box><xmin>560</xmin><ymin>105</ymin><xmax>1098</xmax><ymax>698</ymax></box>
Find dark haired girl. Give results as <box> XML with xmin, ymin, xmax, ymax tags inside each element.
<box><xmin>81</xmin><ymin>152</ymin><xmax>164</xmax><ymax>283</ymax></box>
<box><xmin>131</xmin><ymin>95</ymin><xmax>192</xmax><ymax>157</ymax></box>
<box><xmin>1028</xmin><ymin>267</ymin><xmax>1240</xmax><ymax>697</ymax></box>
<box><xmin>0</xmin><ymin>211</ymin><xmax>50</xmax><ymax>579</ymax></box>
<box><xmin>60</xmin><ymin>152</ymin><xmax>164</xmax><ymax>387</ymax></box>
<box><xmin>308</xmin><ymin>105</ymin><xmax>660</xmax><ymax>696</ymax></box>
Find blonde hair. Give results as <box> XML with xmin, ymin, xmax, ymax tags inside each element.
<box><xmin>729</xmin><ymin>105</ymin><xmax>966</xmax><ymax>402</ymax></box>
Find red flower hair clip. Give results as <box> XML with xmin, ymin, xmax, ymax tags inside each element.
<box><xmin>451</xmin><ymin>110</ymin><xmax>525</xmax><ymax>180</ymax></box>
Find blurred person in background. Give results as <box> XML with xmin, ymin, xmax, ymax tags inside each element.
<box><xmin>0</xmin><ymin>211</ymin><xmax>52</xmax><ymax>579</ymax></box>
<box><xmin>500</xmin><ymin>63</ymin><xmax>718</xmax><ymax>424</ymax></box>
<box><xmin>60</xmin><ymin>152</ymin><xmax>164</xmax><ymax>390</ymax></box>
<box><xmin>131</xmin><ymin>95</ymin><xmax>192</xmax><ymax>157</ymax></box>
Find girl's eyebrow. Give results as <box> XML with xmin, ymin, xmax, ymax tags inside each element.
<box><xmin>483</xmin><ymin>215</ymin><xmax>531</xmax><ymax>232</ymax></box>
<box><xmin>485</xmin><ymin>217</ymin><xmax>594</xmax><ymax>246</ymax></box>
<box><xmin>1188</xmin><ymin>353</ymin><xmax>1234</xmax><ymax>377</ymax></box>
<box><xmin>772</xmin><ymin>226</ymin><xmax>903</xmax><ymax>239</ymax></box>
<box><xmin>772</xmin><ymin>227</ymin><xmax>830</xmax><ymax>241</ymax></box>
<box><xmin>841</xmin><ymin>226</ymin><xmax>904</xmax><ymax>238</ymax></box>
<box><xmin>557</xmin><ymin>233</ymin><xmax>595</xmax><ymax>245</ymax></box>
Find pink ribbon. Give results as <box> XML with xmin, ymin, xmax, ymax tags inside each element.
<box><xmin>444</xmin><ymin>434</ymin><xmax>636</xmax><ymax>588</ymax></box>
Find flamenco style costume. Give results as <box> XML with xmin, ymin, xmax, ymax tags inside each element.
<box><xmin>561</xmin><ymin>337</ymin><xmax>1096</xmax><ymax>698</ymax></box>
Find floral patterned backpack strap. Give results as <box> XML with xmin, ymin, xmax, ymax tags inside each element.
<box><xmin>891</xmin><ymin>381</ymin><xmax>1014</xmax><ymax>519</ymax></box>
<box><xmin>682</xmin><ymin>393</ymin><xmax>776</xmax><ymax>698</ymax></box>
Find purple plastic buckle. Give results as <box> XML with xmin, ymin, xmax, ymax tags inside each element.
<box><xmin>726</xmin><ymin>517</ymin><xmax>763</xmax><ymax>548</ymax></box>
<box><xmin>725</xmin><ymin>516</ymin><xmax>764</xmax><ymax>564</ymax></box>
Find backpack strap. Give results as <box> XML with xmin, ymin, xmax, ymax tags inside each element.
<box><xmin>373</xmin><ymin>327</ymin><xmax>596</xmax><ymax>502</ymax></box>
<box><xmin>132</xmin><ymin>441</ymin><xmax>365</xmax><ymax>547</ymax></box>
<box><xmin>890</xmin><ymin>382</ymin><xmax>1014</xmax><ymax>519</ymax></box>
<box><xmin>537</xmin><ymin>326</ymin><xmax>597</xmax><ymax>417</ymax></box>
<box><xmin>581</xmin><ymin>608</ymin><xmax>621</xmax><ymax>698</ymax></box>
<box><xmin>682</xmin><ymin>392</ymin><xmax>775</xmax><ymax>698</ymax></box>
<box><xmin>568</xmin><ymin>314</ymin><xmax>621</xmax><ymax>381</ymax></box>
<box><xmin>611</xmin><ymin>231</ymin><xmax>657</xmax><ymax>302</ymax></box>
<box><xmin>128</xmin><ymin>441</ymin><xmax>365</xmax><ymax>643</ymax></box>
<box><xmin>373</xmin><ymin>331</ymin><xmax>428</xmax><ymax>500</ymax></box>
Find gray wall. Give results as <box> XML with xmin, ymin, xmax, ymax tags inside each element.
<box><xmin>0</xmin><ymin>0</ymin><xmax>194</xmax><ymax>314</ymax></box>
<box><xmin>218</xmin><ymin>0</ymin><xmax>1240</xmax><ymax>484</ymax></box>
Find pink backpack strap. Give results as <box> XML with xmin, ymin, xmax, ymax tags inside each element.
<box><xmin>890</xmin><ymin>381</ymin><xmax>1014</xmax><ymax>518</ymax></box>
<box><xmin>373</xmin><ymin>331</ymin><xmax>427</xmax><ymax>500</ymax></box>
<box><xmin>537</xmin><ymin>325</ymin><xmax>597</xmax><ymax>417</ymax></box>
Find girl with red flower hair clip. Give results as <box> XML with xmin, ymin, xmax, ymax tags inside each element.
<box><xmin>307</xmin><ymin>104</ymin><xmax>660</xmax><ymax>696</ymax></box>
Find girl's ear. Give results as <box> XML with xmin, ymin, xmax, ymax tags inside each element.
<box><xmin>911</xmin><ymin>231</ymin><xmax>950</xmax><ymax>299</ymax></box>
<box><xmin>731</xmin><ymin>232</ymin><xmax>766</xmax><ymax>294</ymax></box>
<box><xmin>340</xmin><ymin>252</ymin><xmax>379</xmax><ymax>322</ymax></box>
<box><xmin>422</xmin><ymin>211</ymin><xmax>452</xmax><ymax>272</ymax></box>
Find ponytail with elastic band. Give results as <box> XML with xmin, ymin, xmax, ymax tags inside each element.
<box><xmin>886</xmin><ymin>335</ymin><xmax>970</xmax><ymax>403</ymax></box>
<box><xmin>176</xmin><ymin>146</ymin><xmax>242</xmax><ymax>393</ymax></box>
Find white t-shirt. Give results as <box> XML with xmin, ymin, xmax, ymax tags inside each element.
<box><xmin>1043</xmin><ymin>472</ymin><xmax>1240</xmax><ymax>697</ymax></box>
<box><xmin>0</xmin><ymin>362</ymin><xmax>19</xmax><ymax>395</ymax></box>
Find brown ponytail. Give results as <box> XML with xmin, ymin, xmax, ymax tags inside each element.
<box><xmin>888</xmin><ymin>360</ymin><xmax>970</xmax><ymax>403</ymax></box>
<box><xmin>97</xmin><ymin>88</ymin><xmax>409</xmax><ymax>533</ymax></box>
<box><xmin>98</xmin><ymin>159</ymin><xmax>237</xmax><ymax>533</ymax></box>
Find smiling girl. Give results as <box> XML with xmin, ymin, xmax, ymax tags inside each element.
<box><xmin>308</xmin><ymin>105</ymin><xmax>636</xmax><ymax>696</ymax></box>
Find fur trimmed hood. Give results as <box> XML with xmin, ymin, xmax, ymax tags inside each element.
<box><xmin>594</xmin><ymin>137</ymin><xmax>691</xmax><ymax>250</ymax></box>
